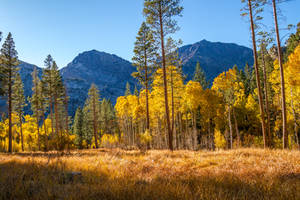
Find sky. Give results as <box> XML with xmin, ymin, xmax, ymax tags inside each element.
<box><xmin>0</xmin><ymin>0</ymin><xmax>299</xmax><ymax>68</ymax></box>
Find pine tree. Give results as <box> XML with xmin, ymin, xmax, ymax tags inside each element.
<box><xmin>29</xmin><ymin>67</ymin><xmax>42</xmax><ymax>150</ymax></box>
<box><xmin>125</xmin><ymin>82</ymin><xmax>131</xmax><ymax>96</ymax></box>
<box><xmin>132</xmin><ymin>22</ymin><xmax>157</xmax><ymax>130</ymax></box>
<box><xmin>39</xmin><ymin>73</ymin><xmax>49</xmax><ymax>150</ymax></box>
<box><xmin>193</xmin><ymin>62</ymin><xmax>209</xmax><ymax>89</ymax></box>
<box><xmin>84</xmin><ymin>84</ymin><xmax>101</xmax><ymax>148</ymax></box>
<box><xmin>272</xmin><ymin>0</ymin><xmax>288</xmax><ymax>148</ymax></box>
<box><xmin>258</xmin><ymin>31</ymin><xmax>273</xmax><ymax>146</ymax></box>
<box><xmin>100</xmin><ymin>99</ymin><xmax>116</xmax><ymax>135</ymax></box>
<box><xmin>73</xmin><ymin>107</ymin><xmax>84</xmax><ymax>149</ymax></box>
<box><xmin>143</xmin><ymin>0</ymin><xmax>183</xmax><ymax>151</ymax></box>
<box><xmin>0</xmin><ymin>33</ymin><xmax>19</xmax><ymax>152</ymax></box>
<box><xmin>165</xmin><ymin>37</ymin><xmax>183</xmax><ymax>137</ymax></box>
<box><xmin>285</xmin><ymin>23</ymin><xmax>300</xmax><ymax>60</ymax></box>
<box><xmin>134</xmin><ymin>85</ymin><xmax>139</xmax><ymax>96</ymax></box>
<box><xmin>242</xmin><ymin>0</ymin><xmax>267</xmax><ymax>148</ymax></box>
<box><xmin>12</xmin><ymin>72</ymin><xmax>26</xmax><ymax>151</ymax></box>
<box><xmin>42</xmin><ymin>55</ymin><xmax>54</xmax><ymax>137</ymax></box>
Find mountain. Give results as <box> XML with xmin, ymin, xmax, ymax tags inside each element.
<box><xmin>60</xmin><ymin>50</ymin><xmax>136</xmax><ymax>116</ymax></box>
<box><xmin>1</xmin><ymin>40</ymin><xmax>254</xmax><ymax>117</ymax></box>
<box><xmin>178</xmin><ymin>40</ymin><xmax>254</xmax><ymax>83</ymax></box>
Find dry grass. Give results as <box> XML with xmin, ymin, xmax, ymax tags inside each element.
<box><xmin>0</xmin><ymin>148</ymin><xmax>299</xmax><ymax>200</ymax></box>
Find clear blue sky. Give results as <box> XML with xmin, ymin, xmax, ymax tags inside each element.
<box><xmin>0</xmin><ymin>0</ymin><xmax>299</xmax><ymax>68</ymax></box>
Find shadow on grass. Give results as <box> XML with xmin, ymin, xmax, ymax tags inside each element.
<box><xmin>0</xmin><ymin>159</ymin><xmax>299</xmax><ymax>200</ymax></box>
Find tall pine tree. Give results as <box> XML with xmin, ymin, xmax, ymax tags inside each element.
<box><xmin>0</xmin><ymin>33</ymin><xmax>19</xmax><ymax>152</ymax></box>
<box><xmin>73</xmin><ymin>107</ymin><xmax>84</xmax><ymax>149</ymax></box>
<box><xmin>12</xmin><ymin>72</ymin><xmax>26</xmax><ymax>151</ymax></box>
<box><xmin>42</xmin><ymin>55</ymin><xmax>54</xmax><ymax>137</ymax></box>
<box><xmin>84</xmin><ymin>84</ymin><xmax>101</xmax><ymax>148</ymax></box>
<box><xmin>132</xmin><ymin>22</ymin><xmax>157</xmax><ymax>130</ymax></box>
<box><xmin>143</xmin><ymin>0</ymin><xmax>183</xmax><ymax>151</ymax></box>
<box><xmin>29</xmin><ymin>67</ymin><xmax>42</xmax><ymax>150</ymax></box>
<box><xmin>272</xmin><ymin>0</ymin><xmax>288</xmax><ymax>148</ymax></box>
<box><xmin>242</xmin><ymin>0</ymin><xmax>267</xmax><ymax>148</ymax></box>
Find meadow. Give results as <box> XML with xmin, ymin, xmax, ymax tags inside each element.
<box><xmin>0</xmin><ymin>148</ymin><xmax>299</xmax><ymax>200</ymax></box>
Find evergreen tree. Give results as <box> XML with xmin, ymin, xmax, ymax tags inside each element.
<box><xmin>51</xmin><ymin>61</ymin><xmax>65</xmax><ymax>140</ymax></box>
<box><xmin>29</xmin><ymin>67</ymin><xmax>42</xmax><ymax>150</ymax></box>
<box><xmin>100</xmin><ymin>99</ymin><xmax>116</xmax><ymax>135</ymax></box>
<box><xmin>125</xmin><ymin>82</ymin><xmax>131</xmax><ymax>96</ymax></box>
<box><xmin>39</xmin><ymin>72</ymin><xmax>49</xmax><ymax>150</ymax></box>
<box><xmin>143</xmin><ymin>0</ymin><xmax>183</xmax><ymax>151</ymax></box>
<box><xmin>12</xmin><ymin>72</ymin><xmax>26</xmax><ymax>151</ymax></box>
<box><xmin>285</xmin><ymin>22</ymin><xmax>300</xmax><ymax>61</ymax></box>
<box><xmin>134</xmin><ymin>85</ymin><xmax>139</xmax><ymax>96</ymax></box>
<box><xmin>193</xmin><ymin>62</ymin><xmax>209</xmax><ymax>89</ymax></box>
<box><xmin>272</xmin><ymin>0</ymin><xmax>288</xmax><ymax>148</ymax></box>
<box><xmin>241</xmin><ymin>63</ymin><xmax>253</xmax><ymax>96</ymax></box>
<box><xmin>132</xmin><ymin>22</ymin><xmax>158</xmax><ymax>130</ymax></box>
<box><xmin>241</xmin><ymin>0</ymin><xmax>267</xmax><ymax>148</ymax></box>
<box><xmin>42</xmin><ymin>55</ymin><xmax>54</xmax><ymax>136</ymax></box>
<box><xmin>84</xmin><ymin>84</ymin><xmax>101</xmax><ymax>148</ymax></box>
<box><xmin>165</xmin><ymin>37</ymin><xmax>183</xmax><ymax>135</ymax></box>
<box><xmin>73</xmin><ymin>107</ymin><xmax>84</xmax><ymax>149</ymax></box>
<box><xmin>0</xmin><ymin>32</ymin><xmax>19</xmax><ymax>152</ymax></box>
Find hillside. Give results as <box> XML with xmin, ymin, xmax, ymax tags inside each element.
<box><xmin>60</xmin><ymin>50</ymin><xmax>136</xmax><ymax>116</ymax></box>
<box><xmin>178</xmin><ymin>40</ymin><xmax>254</xmax><ymax>82</ymax></box>
<box><xmin>2</xmin><ymin>40</ymin><xmax>254</xmax><ymax>116</ymax></box>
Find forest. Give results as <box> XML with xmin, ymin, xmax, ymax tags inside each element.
<box><xmin>0</xmin><ymin>0</ymin><xmax>299</xmax><ymax>199</ymax></box>
<box><xmin>0</xmin><ymin>0</ymin><xmax>299</xmax><ymax>152</ymax></box>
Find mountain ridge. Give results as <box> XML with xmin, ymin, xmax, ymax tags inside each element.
<box><xmin>1</xmin><ymin>40</ymin><xmax>254</xmax><ymax>116</ymax></box>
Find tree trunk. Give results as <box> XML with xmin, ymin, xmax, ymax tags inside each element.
<box><xmin>8</xmin><ymin>67</ymin><xmax>12</xmax><ymax>153</ymax></box>
<box><xmin>248</xmin><ymin>0</ymin><xmax>267</xmax><ymax>148</ymax></box>
<box><xmin>159</xmin><ymin>2</ymin><xmax>173</xmax><ymax>151</ymax></box>
<box><xmin>261</xmin><ymin>45</ymin><xmax>272</xmax><ymax>146</ymax></box>
<box><xmin>42</xmin><ymin>112</ymin><xmax>48</xmax><ymax>151</ymax></box>
<box><xmin>54</xmin><ymin>95</ymin><xmax>59</xmax><ymax>149</ymax></box>
<box><xmin>232</xmin><ymin>107</ymin><xmax>241</xmax><ymax>147</ymax></box>
<box><xmin>19</xmin><ymin>114</ymin><xmax>24</xmax><ymax>151</ymax></box>
<box><xmin>272</xmin><ymin>0</ymin><xmax>288</xmax><ymax>149</ymax></box>
<box><xmin>290</xmin><ymin>88</ymin><xmax>299</xmax><ymax>147</ymax></box>
<box><xmin>64</xmin><ymin>89</ymin><xmax>69</xmax><ymax>150</ymax></box>
<box><xmin>50</xmin><ymin>99</ymin><xmax>54</xmax><ymax>137</ymax></box>
<box><xmin>228</xmin><ymin>105</ymin><xmax>233</xmax><ymax>149</ymax></box>
<box><xmin>34</xmin><ymin>73</ymin><xmax>40</xmax><ymax>151</ymax></box>
<box><xmin>92</xmin><ymin>96</ymin><xmax>98</xmax><ymax>148</ymax></box>
<box><xmin>144</xmin><ymin>49</ymin><xmax>150</xmax><ymax>131</ymax></box>
<box><xmin>171</xmin><ymin>67</ymin><xmax>175</xmax><ymax>135</ymax></box>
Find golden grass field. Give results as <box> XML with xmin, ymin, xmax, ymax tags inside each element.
<box><xmin>0</xmin><ymin>148</ymin><xmax>299</xmax><ymax>200</ymax></box>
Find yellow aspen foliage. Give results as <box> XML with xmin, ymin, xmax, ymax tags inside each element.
<box><xmin>115</xmin><ymin>96</ymin><xmax>130</xmax><ymax>118</ymax></box>
<box><xmin>101</xmin><ymin>134</ymin><xmax>119</xmax><ymax>148</ymax></box>
<box><xmin>182</xmin><ymin>81</ymin><xmax>203</xmax><ymax>112</ymax></box>
<box><xmin>287</xmin><ymin>44</ymin><xmax>300</xmax><ymax>86</ymax></box>
<box><xmin>212</xmin><ymin>68</ymin><xmax>245</xmax><ymax>107</ymax></box>
<box><xmin>214</xmin><ymin>128</ymin><xmax>226</xmax><ymax>149</ymax></box>
<box><xmin>151</xmin><ymin>65</ymin><xmax>184</xmax><ymax>122</ymax></box>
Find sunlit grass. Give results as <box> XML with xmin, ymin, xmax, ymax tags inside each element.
<box><xmin>0</xmin><ymin>148</ymin><xmax>299</xmax><ymax>199</ymax></box>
